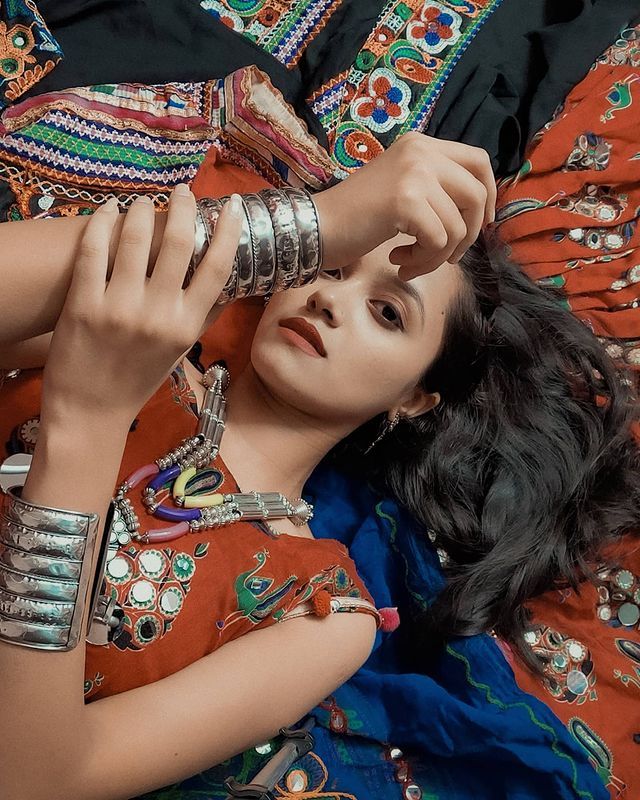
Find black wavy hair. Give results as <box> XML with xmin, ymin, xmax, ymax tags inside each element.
<box><xmin>334</xmin><ymin>233</ymin><xmax>640</xmax><ymax>668</ymax></box>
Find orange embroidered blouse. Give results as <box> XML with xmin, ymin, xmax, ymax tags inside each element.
<box><xmin>0</xmin><ymin>359</ymin><xmax>380</xmax><ymax>702</ymax></box>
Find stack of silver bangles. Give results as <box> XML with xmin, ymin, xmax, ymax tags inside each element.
<box><xmin>188</xmin><ymin>187</ymin><xmax>322</xmax><ymax>302</ymax></box>
<box><xmin>0</xmin><ymin>489</ymin><xmax>103</xmax><ymax>651</ymax></box>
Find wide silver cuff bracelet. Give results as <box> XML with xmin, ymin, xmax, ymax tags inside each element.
<box><xmin>0</xmin><ymin>488</ymin><xmax>102</xmax><ymax>651</ymax></box>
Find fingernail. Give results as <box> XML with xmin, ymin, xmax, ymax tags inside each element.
<box><xmin>135</xmin><ymin>195</ymin><xmax>153</xmax><ymax>205</ymax></box>
<box><xmin>174</xmin><ymin>183</ymin><xmax>191</xmax><ymax>196</ymax></box>
<box><xmin>227</xmin><ymin>194</ymin><xmax>243</xmax><ymax>217</ymax></box>
<box><xmin>102</xmin><ymin>197</ymin><xmax>119</xmax><ymax>212</ymax></box>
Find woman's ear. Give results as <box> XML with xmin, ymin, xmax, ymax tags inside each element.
<box><xmin>393</xmin><ymin>387</ymin><xmax>440</xmax><ymax>421</ymax></box>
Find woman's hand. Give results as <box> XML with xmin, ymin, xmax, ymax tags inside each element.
<box><xmin>40</xmin><ymin>186</ymin><xmax>243</xmax><ymax>429</ymax></box>
<box><xmin>314</xmin><ymin>132</ymin><xmax>496</xmax><ymax>279</ymax></box>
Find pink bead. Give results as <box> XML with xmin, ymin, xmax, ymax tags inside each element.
<box><xmin>127</xmin><ymin>462</ymin><xmax>160</xmax><ymax>489</ymax></box>
<box><xmin>143</xmin><ymin>522</ymin><xmax>189</xmax><ymax>543</ymax></box>
<box><xmin>379</xmin><ymin>607</ymin><xmax>400</xmax><ymax>633</ymax></box>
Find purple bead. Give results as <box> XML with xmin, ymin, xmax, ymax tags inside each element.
<box><xmin>148</xmin><ymin>464</ymin><xmax>181</xmax><ymax>492</ymax></box>
<box><xmin>154</xmin><ymin>504</ymin><xmax>201</xmax><ymax>522</ymax></box>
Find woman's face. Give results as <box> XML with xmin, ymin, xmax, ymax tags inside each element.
<box><xmin>251</xmin><ymin>233</ymin><xmax>463</xmax><ymax>427</ymax></box>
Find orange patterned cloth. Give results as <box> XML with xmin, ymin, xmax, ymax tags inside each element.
<box><xmin>496</xmin><ymin>23</ymin><xmax>640</xmax><ymax>798</ymax></box>
<box><xmin>496</xmin><ymin>23</ymin><xmax>640</xmax><ymax>375</ymax></box>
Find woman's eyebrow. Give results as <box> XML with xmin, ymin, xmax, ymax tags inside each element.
<box><xmin>391</xmin><ymin>275</ymin><xmax>425</xmax><ymax>320</ymax></box>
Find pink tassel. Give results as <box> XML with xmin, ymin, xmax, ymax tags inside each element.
<box><xmin>379</xmin><ymin>606</ymin><xmax>400</xmax><ymax>632</ymax></box>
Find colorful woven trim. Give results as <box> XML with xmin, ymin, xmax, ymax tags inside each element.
<box><xmin>200</xmin><ymin>0</ymin><xmax>342</xmax><ymax>69</ymax></box>
<box><xmin>222</xmin><ymin>65</ymin><xmax>335</xmax><ymax>190</ymax></box>
<box><xmin>0</xmin><ymin>67</ymin><xmax>335</xmax><ymax>221</ymax></box>
<box><xmin>0</xmin><ymin>0</ymin><xmax>63</xmax><ymax>112</ymax></box>
<box><xmin>308</xmin><ymin>0</ymin><xmax>503</xmax><ymax>176</ymax></box>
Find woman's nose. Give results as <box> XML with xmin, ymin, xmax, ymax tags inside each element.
<box><xmin>305</xmin><ymin>289</ymin><xmax>341</xmax><ymax>326</ymax></box>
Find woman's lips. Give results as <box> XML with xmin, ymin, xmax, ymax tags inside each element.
<box><xmin>278</xmin><ymin>317</ymin><xmax>327</xmax><ymax>357</ymax></box>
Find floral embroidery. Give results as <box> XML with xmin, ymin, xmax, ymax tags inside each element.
<box><xmin>103</xmin><ymin>544</ymin><xmax>199</xmax><ymax>651</ymax></box>
<box><xmin>601</xmin><ymin>75</ymin><xmax>639</xmax><ymax>123</ymax></box>
<box><xmin>0</xmin><ymin>20</ymin><xmax>36</xmax><ymax>80</ymax></box>
<box><xmin>83</xmin><ymin>671</ymin><xmax>105</xmax><ymax>696</ymax></box>
<box><xmin>200</xmin><ymin>0</ymin><xmax>244</xmax><ymax>32</ymax></box>
<box><xmin>612</xmin><ymin>638</ymin><xmax>640</xmax><ymax>691</ymax></box>
<box><xmin>170</xmin><ymin>363</ymin><xmax>199</xmax><ymax>417</ymax></box>
<box><xmin>0</xmin><ymin>0</ymin><xmax>63</xmax><ymax>111</ymax></box>
<box><xmin>596</xmin><ymin>25</ymin><xmax>640</xmax><ymax>68</ymax></box>
<box><xmin>568</xmin><ymin>718</ymin><xmax>626</xmax><ymax>795</ymax></box>
<box><xmin>332</xmin><ymin>122</ymin><xmax>385</xmax><ymax>170</ymax></box>
<box><xmin>306</xmin><ymin>0</ymin><xmax>502</xmax><ymax>175</ymax></box>
<box><xmin>557</xmin><ymin>184</ymin><xmax>626</xmax><ymax>223</ymax></box>
<box><xmin>552</xmin><ymin>218</ymin><xmax>636</xmax><ymax>252</ymax></box>
<box><xmin>594</xmin><ymin>567</ymin><xmax>640</xmax><ymax>628</ymax></box>
<box><xmin>407</xmin><ymin>2</ymin><xmax>462</xmax><ymax>55</ymax></box>
<box><xmin>352</xmin><ymin>66</ymin><xmax>411</xmax><ymax>133</ymax></box>
<box><xmin>524</xmin><ymin>627</ymin><xmax>597</xmax><ymax>705</ymax></box>
<box><xmin>565</xmin><ymin>132</ymin><xmax>612</xmax><ymax>171</ymax></box>
<box><xmin>199</xmin><ymin>0</ymin><xmax>341</xmax><ymax>68</ymax></box>
<box><xmin>273</xmin><ymin>751</ymin><xmax>359</xmax><ymax>798</ymax></box>
<box><xmin>387</xmin><ymin>40</ymin><xmax>438</xmax><ymax>84</ymax></box>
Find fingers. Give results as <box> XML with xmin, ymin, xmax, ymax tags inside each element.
<box><xmin>67</xmin><ymin>198</ymin><xmax>120</xmax><ymax>305</ymax></box>
<box><xmin>107</xmin><ymin>195</ymin><xmax>156</xmax><ymax>293</ymax></box>
<box><xmin>436</xmin><ymin>139</ymin><xmax>496</xmax><ymax>225</ymax></box>
<box><xmin>439</xmin><ymin>159</ymin><xmax>487</xmax><ymax>263</ymax></box>
<box><xmin>391</xmin><ymin>188</ymin><xmax>465</xmax><ymax>279</ymax></box>
<box><xmin>149</xmin><ymin>184</ymin><xmax>197</xmax><ymax>291</ymax></box>
<box><xmin>187</xmin><ymin>194</ymin><xmax>243</xmax><ymax>314</ymax></box>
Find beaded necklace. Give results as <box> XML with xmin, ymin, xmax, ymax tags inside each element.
<box><xmin>109</xmin><ymin>364</ymin><xmax>313</xmax><ymax>548</ymax></box>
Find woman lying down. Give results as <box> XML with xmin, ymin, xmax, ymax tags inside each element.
<box><xmin>0</xmin><ymin>135</ymin><xmax>638</xmax><ymax>800</ymax></box>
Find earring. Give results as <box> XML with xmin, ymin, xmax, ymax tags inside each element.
<box><xmin>364</xmin><ymin>412</ymin><xmax>401</xmax><ymax>455</ymax></box>
<box><xmin>263</xmin><ymin>294</ymin><xmax>272</xmax><ymax>307</ymax></box>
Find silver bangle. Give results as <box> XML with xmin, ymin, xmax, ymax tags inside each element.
<box><xmin>0</xmin><ymin>613</ymin><xmax>71</xmax><ymax>648</ymax></box>
<box><xmin>0</xmin><ymin>541</ymin><xmax>83</xmax><ymax>580</ymax></box>
<box><xmin>4</xmin><ymin>488</ymin><xmax>98</xmax><ymax>537</ymax></box>
<box><xmin>260</xmin><ymin>189</ymin><xmax>300</xmax><ymax>292</ymax></box>
<box><xmin>234</xmin><ymin>195</ymin><xmax>257</xmax><ymax>299</ymax></box>
<box><xmin>194</xmin><ymin>197</ymin><xmax>238</xmax><ymax>305</ymax></box>
<box><xmin>287</xmin><ymin>188</ymin><xmax>322</xmax><ymax>286</ymax></box>
<box><xmin>0</xmin><ymin>564</ymin><xmax>79</xmax><ymax>602</ymax></box>
<box><xmin>242</xmin><ymin>193</ymin><xmax>277</xmax><ymax>297</ymax></box>
<box><xmin>184</xmin><ymin>203</ymin><xmax>211</xmax><ymax>288</ymax></box>
<box><xmin>0</xmin><ymin>587</ymin><xmax>75</xmax><ymax>626</ymax></box>
<box><xmin>1</xmin><ymin>514</ymin><xmax>87</xmax><ymax>560</ymax></box>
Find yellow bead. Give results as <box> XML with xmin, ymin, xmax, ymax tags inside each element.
<box><xmin>172</xmin><ymin>467</ymin><xmax>196</xmax><ymax>499</ymax></box>
<box><xmin>183</xmin><ymin>493</ymin><xmax>224</xmax><ymax>509</ymax></box>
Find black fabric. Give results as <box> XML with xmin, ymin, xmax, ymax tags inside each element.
<box><xmin>31</xmin><ymin>0</ymin><xmax>331</xmax><ymax>145</ymax></box>
<box><xmin>426</xmin><ymin>0</ymin><xmax>640</xmax><ymax>175</ymax></box>
<box><xmin>296</xmin><ymin>0</ymin><xmax>387</xmax><ymax>97</ymax></box>
<box><xmin>17</xmin><ymin>0</ymin><xmax>640</xmax><ymax>176</ymax></box>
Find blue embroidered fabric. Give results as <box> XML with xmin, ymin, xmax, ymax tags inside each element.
<box><xmin>0</xmin><ymin>0</ymin><xmax>63</xmax><ymax>112</ymax></box>
<box><xmin>138</xmin><ymin>463</ymin><xmax>607</xmax><ymax>800</ymax></box>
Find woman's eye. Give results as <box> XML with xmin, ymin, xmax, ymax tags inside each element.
<box><xmin>371</xmin><ymin>300</ymin><xmax>403</xmax><ymax>330</ymax></box>
<box><xmin>321</xmin><ymin>268</ymin><xmax>342</xmax><ymax>280</ymax></box>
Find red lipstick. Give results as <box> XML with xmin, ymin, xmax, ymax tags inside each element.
<box><xmin>278</xmin><ymin>317</ymin><xmax>327</xmax><ymax>357</ymax></box>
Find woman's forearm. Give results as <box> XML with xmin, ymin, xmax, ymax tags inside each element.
<box><xmin>0</xmin><ymin>410</ymin><xmax>131</xmax><ymax>799</ymax></box>
<box><xmin>0</xmin><ymin>213</ymin><xmax>168</xmax><ymax>345</ymax></box>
